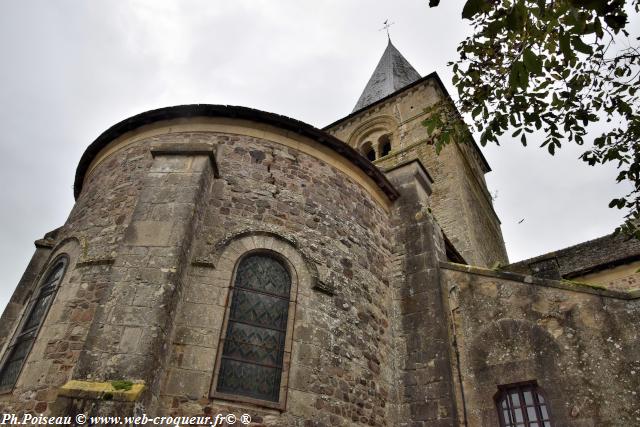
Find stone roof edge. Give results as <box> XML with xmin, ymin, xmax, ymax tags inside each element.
<box><xmin>440</xmin><ymin>261</ymin><xmax>640</xmax><ymax>300</ymax></box>
<box><xmin>73</xmin><ymin>104</ymin><xmax>400</xmax><ymax>201</ymax></box>
<box><xmin>323</xmin><ymin>72</ymin><xmax>491</xmax><ymax>173</ymax></box>
<box><xmin>506</xmin><ymin>233</ymin><xmax>640</xmax><ymax>276</ymax></box>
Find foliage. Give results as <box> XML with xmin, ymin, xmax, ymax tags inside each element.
<box><xmin>424</xmin><ymin>0</ymin><xmax>640</xmax><ymax>237</ymax></box>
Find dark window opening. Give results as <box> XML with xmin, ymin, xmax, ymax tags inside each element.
<box><xmin>365</xmin><ymin>149</ymin><xmax>376</xmax><ymax>161</ymax></box>
<box><xmin>496</xmin><ymin>382</ymin><xmax>552</xmax><ymax>427</ymax></box>
<box><xmin>0</xmin><ymin>258</ymin><xmax>67</xmax><ymax>391</ymax></box>
<box><xmin>362</xmin><ymin>142</ymin><xmax>376</xmax><ymax>161</ymax></box>
<box><xmin>216</xmin><ymin>254</ymin><xmax>291</xmax><ymax>402</ymax></box>
<box><xmin>379</xmin><ymin>134</ymin><xmax>392</xmax><ymax>157</ymax></box>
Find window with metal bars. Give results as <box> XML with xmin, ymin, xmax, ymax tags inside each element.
<box><xmin>496</xmin><ymin>382</ymin><xmax>552</xmax><ymax>427</ymax></box>
<box><xmin>215</xmin><ymin>254</ymin><xmax>291</xmax><ymax>402</ymax></box>
<box><xmin>0</xmin><ymin>257</ymin><xmax>68</xmax><ymax>391</ymax></box>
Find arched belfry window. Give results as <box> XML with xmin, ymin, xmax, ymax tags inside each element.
<box><xmin>379</xmin><ymin>134</ymin><xmax>392</xmax><ymax>157</ymax></box>
<box><xmin>496</xmin><ymin>382</ymin><xmax>552</xmax><ymax>427</ymax></box>
<box><xmin>361</xmin><ymin>141</ymin><xmax>376</xmax><ymax>161</ymax></box>
<box><xmin>215</xmin><ymin>253</ymin><xmax>291</xmax><ymax>403</ymax></box>
<box><xmin>0</xmin><ymin>257</ymin><xmax>68</xmax><ymax>391</ymax></box>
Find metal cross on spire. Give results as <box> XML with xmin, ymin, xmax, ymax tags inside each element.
<box><xmin>379</xmin><ymin>20</ymin><xmax>395</xmax><ymax>40</ymax></box>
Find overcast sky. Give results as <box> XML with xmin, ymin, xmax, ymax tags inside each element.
<box><xmin>0</xmin><ymin>1</ymin><xmax>632</xmax><ymax>313</ymax></box>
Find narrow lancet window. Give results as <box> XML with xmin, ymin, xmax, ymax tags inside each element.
<box><xmin>0</xmin><ymin>257</ymin><xmax>67</xmax><ymax>390</ymax></box>
<box><xmin>216</xmin><ymin>254</ymin><xmax>291</xmax><ymax>402</ymax></box>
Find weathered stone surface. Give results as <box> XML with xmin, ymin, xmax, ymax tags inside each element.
<box><xmin>441</xmin><ymin>263</ymin><xmax>640</xmax><ymax>426</ymax></box>
<box><xmin>1</xmin><ymin>93</ymin><xmax>637</xmax><ymax>427</ymax></box>
<box><xmin>326</xmin><ymin>77</ymin><xmax>508</xmax><ymax>268</ymax></box>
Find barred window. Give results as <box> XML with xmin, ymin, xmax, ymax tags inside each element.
<box><xmin>0</xmin><ymin>257</ymin><xmax>68</xmax><ymax>391</ymax></box>
<box><xmin>497</xmin><ymin>382</ymin><xmax>552</xmax><ymax>427</ymax></box>
<box><xmin>215</xmin><ymin>254</ymin><xmax>291</xmax><ymax>402</ymax></box>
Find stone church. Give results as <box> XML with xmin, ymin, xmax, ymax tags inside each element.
<box><xmin>1</xmin><ymin>40</ymin><xmax>638</xmax><ymax>426</ymax></box>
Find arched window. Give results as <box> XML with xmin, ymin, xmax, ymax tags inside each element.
<box><xmin>378</xmin><ymin>134</ymin><xmax>392</xmax><ymax>157</ymax></box>
<box><xmin>0</xmin><ymin>257</ymin><xmax>68</xmax><ymax>391</ymax></box>
<box><xmin>361</xmin><ymin>141</ymin><xmax>376</xmax><ymax>161</ymax></box>
<box><xmin>496</xmin><ymin>382</ymin><xmax>552</xmax><ymax>427</ymax></box>
<box><xmin>215</xmin><ymin>253</ymin><xmax>291</xmax><ymax>403</ymax></box>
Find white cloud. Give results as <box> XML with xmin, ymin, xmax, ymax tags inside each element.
<box><xmin>0</xmin><ymin>0</ymin><xmax>631</xmax><ymax>311</ymax></box>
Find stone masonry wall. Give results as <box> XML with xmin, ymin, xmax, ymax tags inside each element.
<box><xmin>0</xmin><ymin>139</ymin><xmax>151</xmax><ymax>416</ymax></box>
<box><xmin>441</xmin><ymin>263</ymin><xmax>640</xmax><ymax>426</ymax></box>
<box><xmin>1</xmin><ymin>121</ymin><xmax>399</xmax><ymax>426</ymax></box>
<box><xmin>386</xmin><ymin>161</ymin><xmax>459</xmax><ymax>426</ymax></box>
<box><xmin>157</xmin><ymin>130</ymin><xmax>395</xmax><ymax>426</ymax></box>
<box><xmin>326</xmin><ymin>78</ymin><xmax>508</xmax><ymax>267</ymax></box>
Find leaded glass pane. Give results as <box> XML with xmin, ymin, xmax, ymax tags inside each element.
<box><xmin>0</xmin><ymin>259</ymin><xmax>66</xmax><ymax>390</ymax></box>
<box><xmin>0</xmin><ymin>338</ymin><xmax>34</xmax><ymax>389</ymax></box>
<box><xmin>229</xmin><ymin>289</ymin><xmax>289</xmax><ymax>330</ymax></box>
<box><xmin>24</xmin><ymin>293</ymin><xmax>53</xmax><ymax>330</ymax></box>
<box><xmin>234</xmin><ymin>255</ymin><xmax>290</xmax><ymax>297</ymax></box>
<box><xmin>217</xmin><ymin>254</ymin><xmax>291</xmax><ymax>402</ymax></box>
<box><xmin>217</xmin><ymin>359</ymin><xmax>281</xmax><ymax>402</ymax></box>
<box><xmin>223</xmin><ymin>322</ymin><xmax>285</xmax><ymax>366</ymax></box>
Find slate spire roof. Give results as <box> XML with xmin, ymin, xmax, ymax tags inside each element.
<box><xmin>352</xmin><ymin>39</ymin><xmax>421</xmax><ymax>112</ymax></box>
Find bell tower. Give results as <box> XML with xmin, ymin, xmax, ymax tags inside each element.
<box><xmin>325</xmin><ymin>39</ymin><xmax>508</xmax><ymax>267</ymax></box>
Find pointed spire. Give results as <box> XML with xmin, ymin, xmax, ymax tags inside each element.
<box><xmin>352</xmin><ymin>40</ymin><xmax>421</xmax><ymax>113</ymax></box>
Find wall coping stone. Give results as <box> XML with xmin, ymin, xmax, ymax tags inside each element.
<box><xmin>440</xmin><ymin>261</ymin><xmax>640</xmax><ymax>300</ymax></box>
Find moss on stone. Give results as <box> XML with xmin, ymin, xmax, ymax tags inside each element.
<box><xmin>111</xmin><ymin>380</ymin><xmax>134</xmax><ymax>391</ymax></box>
<box><xmin>59</xmin><ymin>380</ymin><xmax>145</xmax><ymax>402</ymax></box>
<box><xmin>561</xmin><ymin>279</ymin><xmax>607</xmax><ymax>290</ymax></box>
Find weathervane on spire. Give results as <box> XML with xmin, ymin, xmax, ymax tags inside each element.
<box><xmin>379</xmin><ymin>20</ymin><xmax>395</xmax><ymax>40</ymax></box>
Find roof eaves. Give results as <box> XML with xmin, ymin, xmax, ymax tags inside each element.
<box><xmin>73</xmin><ymin>105</ymin><xmax>400</xmax><ymax>202</ymax></box>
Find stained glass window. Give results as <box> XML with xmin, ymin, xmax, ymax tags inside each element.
<box><xmin>0</xmin><ymin>258</ymin><xmax>67</xmax><ymax>390</ymax></box>
<box><xmin>497</xmin><ymin>383</ymin><xmax>552</xmax><ymax>427</ymax></box>
<box><xmin>216</xmin><ymin>254</ymin><xmax>291</xmax><ymax>402</ymax></box>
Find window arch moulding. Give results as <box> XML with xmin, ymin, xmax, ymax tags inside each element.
<box><xmin>208</xmin><ymin>233</ymin><xmax>315</xmax><ymax>410</ymax></box>
<box><xmin>347</xmin><ymin>115</ymin><xmax>398</xmax><ymax>161</ymax></box>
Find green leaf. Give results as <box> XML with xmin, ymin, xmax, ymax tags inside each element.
<box><xmin>572</xmin><ymin>36</ymin><xmax>593</xmax><ymax>55</ymax></box>
<box><xmin>520</xmin><ymin>133</ymin><xmax>527</xmax><ymax>146</ymax></box>
<box><xmin>516</xmin><ymin>62</ymin><xmax>529</xmax><ymax>88</ymax></box>
<box><xmin>523</xmin><ymin>48</ymin><xmax>543</xmax><ymax>75</ymax></box>
<box><xmin>462</xmin><ymin>0</ymin><xmax>485</xmax><ymax>19</ymax></box>
<box><xmin>506</xmin><ymin>2</ymin><xmax>526</xmax><ymax>31</ymax></box>
<box><xmin>559</xmin><ymin>33</ymin><xmax>573</xmax><ymax>60</ymax></box>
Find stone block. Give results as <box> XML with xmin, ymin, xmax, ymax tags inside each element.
<box><xmin>118</xmin><ymin>327</ymin><xmax>143</xmax><ymax>354</ymax></box>
<box><xmin>164</xmin><ymin>368</ymin><xmax>211</xmax><ymax>399</ymax></box>
<box><xmin>124</xmin><ymin>220</ymin><xmax>173</xmax><ymax>247</ymax></box>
